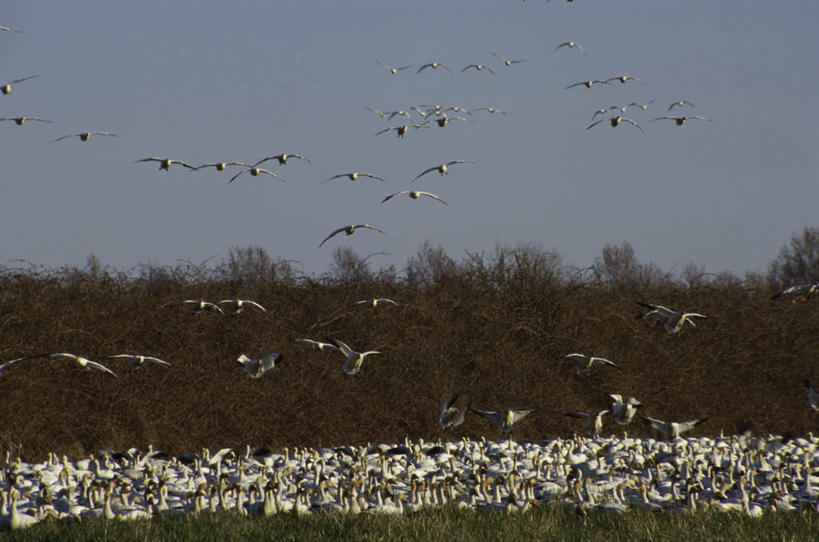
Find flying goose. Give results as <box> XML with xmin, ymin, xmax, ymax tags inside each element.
<box><xmin>608</xmin><ymin>394</ymin><xmax>643</xmax><ymax>425</ymax></box>
<box><xmin>44</xmin><ymin>353</ymin><xmax>118</xmax><ymax>377</ymax></box>
<box><xmin>365</xmin><ymin>107</ymin><xmax>389</xmax><ymax>119</ymax></box>
<box><xmin>606</xmin><ymin>75</ymin><xmax>643</xmax><ymax>84</ymax></box>
<box><xmin>323</xmin><ymin>172</ymin><xmax>385</xmax><ymax>183</ymax></box>
<box><xmin>628</xmin><ymin>98</ymin><xmax>657</xmax><ymax>111</ymax></box>
<box><xmin>1</xmin><ymin>75</ymin><xmax>38</xmax><ymax>95</ymax></box>
<box><xmin>806</xmin><ymin>380</ymin><xmax>819</xmax><ymax>411</ymax></box>
<box><xmin>412</xmin><ymin>161</ymin><xmax>472</xmax><ymax>182</ymax></box>
<box><xmin>652</xmin><ymin>115</ymin><xmax>710</xmax><ymax>126</ymax></box>
<box><xmin>462</xmin><ymin>64</ymin><xmax>495</xmax><ymax>74</ymax></box>
<box><xmin>178</xmin><ymin>299</ymin><xmax>224</xmax><ymax>314</ymax></box>
<box><xmin>194</xmin><ymin>161</ymin><xmax>249</xmax><ymax>171</ymax></box>
<box><xmin>136</xmin><ymin>157</ymin><xmax>195</xmax><ymax>171</ymax></box>
<box><xmin>105</xmin><ymin>354</ymin><xmax>171</xmax><ymax>369</ymax></box>
<box><xmin>470</xmin><ymin>408</ymin><xmax>534</xmax><ymax>433</ymax></box>
<box><xmin>374</xmin><ymin>124</ymin><xmax>427</xmax><ymax>138</ymax></box>
<box><xmin>565</xmin><ymin>353</ymin><xmax>621</xmax><ymax>374</ymax></box>
<box><xmin>565</xmin><ymin>410</ymin><xmax>609</xmax><ymax>437</ymax></box>
<box><xmin>324</xmin><ymin>338</ymin><xmax>381</xmax><ymax>375</ymax></box>
<box><xmin>0</xmin><ymin>116</ymin><xmax>52</xmax><ymax>125</ymax></box>
<box><xmin>640</xmin><ymin>415</ymin><xmax>708</xmax><ymax>439</ymax></box>
<box><xmin>635</xmin><ymin>302</ymin><xmax>706</xmax><ymax>333</ymax></box>
<box><xmin>555</xmin><ymin>41</ymin><xmax>584</xmax><ymax>54</ymax></box>
<box><xmin>253</xmin><ymin>153</ymin><xmax>312</xmax><ymax>167</ymax></box>
<box><xmin>439</xmin><ymin>394</ymin><xmax>469</xmax><ymax>428</ymax></box>
<box><xmin>54</xmin><ymin>131</ymin><xmax>116</xmax><ymax>142</ymax></box>
<box><xmin>295</xmin><ymin>339</ymin><xmax>337</xmax><ymax>351</ymax></box>
<box><xmin>417</xmin><ymin>62</ymin><xmax>453</xmax><ymax>74</ymax></box>
<box><xmin>587</xmin><ymin>116</ymin><xmax>642</xmax><ymax>132</ymax></box>
<box><xmin>565</xmin><ymin>80</ymin><xmax>610</xmax><ymax>89</ymax></box>
<box><xmin>771</xmin><ymin>283</ymin><xmax>819</xmax><ymax>302</ymax></box>
<box><xmin>0</xmin><ymin>26</ymin><xmax>22</xmax><ymax>33</ymax></box>
<box><xmin>236</xmin><ymin>353</ymin><xmax>283</xmax><ymax>379</ymax></box>
<box><xmin>350</xmin><ymin>297</ymin><xmax>398</xmax><ymax>308</ymax></box>
<box><xmin>387</xmin><ymin>110</ymin><xmax>412</xmax><ymax>121</ymax></box>
<box><xmin>381</xmin><ymin>190</ymin><xmax>447</xmax><ymax>204</ymax></box>
<box><xmin>217</xmin><ymin>299</ymin><xmax>267</xmax><ymax>314</ymax></box>
<box><xmin>668</xmin><ymin>100</ymin><xmax>695</xmax><ymax>111</ymax></box>
<box><xmin>490</xmin><ymin>52</ymin><xmax>526</xmax><ymax>66</ymax></box>
<box><xmin>318</xmin><ymin>224</ymin><xmax>386</xmax><ymax>248</ymax></box>
<box><xmin>228</xmin><ymin>167</ymin><xmax>282</xmax><ymax>184</ymax></box>
<box><xmin>376</xmin><ymin>61</ymin><xmax>411</xmax><ymax>75</ymax></box>
<box><xmin>424</xmin><ymin>115</ymin><xmax>469</xmax><ymax>128</ymax></box>
<box><xmin>472</xmin><ymin>107</ymin><xmax>507</xmax><ymax>115</ymax></box>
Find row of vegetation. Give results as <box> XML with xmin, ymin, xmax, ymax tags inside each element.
<box><xmin>3</xmin><ymin>506</ymin><xmax>817</xmax><ymax>542</ymax></box>
<box><xmin>1</xmin><ymin>228</ymin><xmax>818</xmax><ymax>460</ymax></box>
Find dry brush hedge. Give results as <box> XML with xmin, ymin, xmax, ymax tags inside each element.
<box><xmin>0</xmin><ymin>261</ymin><xmax>816</xmax><ymax>461</ymax></box>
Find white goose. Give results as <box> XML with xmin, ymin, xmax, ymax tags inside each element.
<box><xmin>381</xmin><ymin>190</ymin><xmax>446</xmax><ymax>205</ymax></box>
<box><xmin>555</xmin><ymin>41</ymin><xmax>584</xmax><ymax>54</ymax></box>
<box><xmin>350</xmin><ymin>298</ymin><xmax>398</xmax><ymax>308</ymax></box>
<box><xmin>324</xmin><ymin>338</ymin><xmax>381</xmax><ymax>375</ymax></box>
<box><xmin>565</xmin><ymin>410</ymin><xmax>609</xmax><ymax>437</ymax></box>
<box><xmin>376</xmin><ymin>61</ymin><xmax>411</xmax><ymax>75</ymax></box>
<box><xmin>0</xmin><ymin>116</ymin><xmax>52</xmax><ymax>126</ymax></box>
<box><xmin>228</xmin><ymin>167</ymin><xmax>282</xmax><ymax>184</ymax></box>
<box><xmin>135</xmin><ymin>157</ymin><xmax>195</xmax><ymax>171</ymax></box>
<box><xmin>178</xmin><ymin>299</ymin><xmax>224</xmax><ymax>314</ymax></box>
<box><xmin>318</xmin><ymin>224</ymin><xmax>385</xmax><ymax>248</ymax></box>
<box><xmin>635</xmin><ymin>302</ymin><xmax>706</xmax><ymax>333</ymax></box>
<box><xmin>470</xmin><ymin>408</ymin><xmax>534</xmax><ymax>433</ymax></box>
<box><xmin>45</xmin><ymin>353</ymin><xmax>118</xmax><ymax>377</ymax></box>
<box><xmin>490</xmin><ymin>52</ymin><xmax>526</xmax><ymax>67</ymax></box>
<box><xmin>323</xmin><ymin>172</ymin><xmax>385</xmax><ymax>184</ymax></box>
<box><xmin>640</xmin><ymin>415</ymin><xmax>708</xmax><ymax>439</ymax></box>
<box><xmin>587</xmin><ymin>116</ymin><xmax>642</xmax><ymax>132</ymax></box>
<box><xmin>105</xmin><ymin>354</ymin><xmax>171</xmax><ymax>369</ymax></box>
<box><xmin>417</xmin><ymin>62</ymin><xmax>452</xmax><ymax>74</ymax></box>
<box><xmin>54</xmin><ymin>131</ymin><xmax>116</xmax><ymax>142</ymax></box>
<box><xmin>236</xmin><ymin>353</ymin><xmax>284</xmax><ymax>379</ymax></box>
<box><xmin>652</xmin><ymin>115</ymin><xmax>710</xmax><ymax>126</ymax></box>
<box><xmin>412</xmin><ymin>161</ymin><xmax>472</xmax><ymax>182</ymax></box>
<box><xmin>609</xmin><ymin>394</ymin><xmax>643</xmax><ymax>425</ymax></box>
<box><xmin>462</xmin><ymin>64</ymin><xmax>495</xmax><ymax>74</ymax></box>
<box><xmin>439</xmin><ymin>394</ymin><xmax>469</xmax><ymax>428</ymax></box>
<box><xmin>374</xmin><ymin>124</ymin><xmax>427</xmax><ymax>138</ymax></box>
<box><xmin>564</xmin><ymin>353</ymin><xmax>621</xmax><ymax>374</ymax></box>
<box><xmin>1</xmin><ymin>75</ymin><xmax>38</xmax><ymax>95</ymax></box>
<box><xmin>253</xmin><ymin>153</ymin><xmax>312</xmax><ymax>167</ymax></box>
<box><xmin>217</xmin><ymin>299</ymin><xmax>267</xmax><ymax>314</ymax></box>
<box><xmin>294</xmin><ymin>339</ymin><xmax>337</xmax><ymax>351</ymax></box>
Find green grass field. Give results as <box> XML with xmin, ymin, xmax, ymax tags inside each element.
<box><xmin>3</xmin><ymin>506</ymin><xmax>817</xmax><ymax>542</ymax></box>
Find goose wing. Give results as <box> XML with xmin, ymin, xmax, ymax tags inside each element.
<box><xmin>381</xmin><ymin>191</ymin><xmax>410</xmax><ymax>203</ymax></box>
<box><xmin>324</xmin><ymin>338</ymin><xmax>353</xmax><ymax>357</ymax></box>
<box><xmin>412</xmin><ymin>166</ymin><xmax>439</xmax><ymax>182</ymax></box>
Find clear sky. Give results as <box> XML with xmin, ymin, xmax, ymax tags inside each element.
<box><xmin>2</xmin><ymin>1</ymin><xmax>818</xmax><ymax>278</ymax></box>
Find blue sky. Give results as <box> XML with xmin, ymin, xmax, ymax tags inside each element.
<box><xmin>2</xmin><ymin>1</ymin><xmax>818</xmax><ymax>277</ymax></box>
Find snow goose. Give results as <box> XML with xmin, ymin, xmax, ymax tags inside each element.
<box><xmin>194</xmin><ymin>161</ymin><xmax>249</xmax><ymax>171</ymax></box>
<box><xmin>490</xmin><ymin>52</ymin><xmax>526</xmax><ymax>67</ymax></box>
<box><xmin>423</xmin><ymin>115</ymin><xmax>469</xmax><ymax>128</ymax></box>
<box><xmin>318</xmin><ymin>224</ymin><xmax>385</xmax><ymax>248</ymax></box>
<box><xmin>45</xmin><ymin>353</ymin><xmax>118</xmax><ymax>377</ymax></box>
<box><xmin>771</xmin><ymin>283</ymin><xmax>819</xmax><ymax>302</ymax></box>
<box><xmin>105</xmin><ymin>354</ymin><xmax>171</xmax><ymax>369</ymax></box>
<box><xmin>565</xmin><ymin>410</ymin><xmax>609</xmax><ymax>437</ymax></box>
<box><xmin>178</xmin><ymin>299</ymin><xmax>224</xmax><ymax>314</ymax></box>
<box><xmin>652</xmin><ymin>115</ymin><xmax>710</xmax><ymax>126</ymax></box>
<box><xmin>374</xmin><ymin>124</ymin><xmax>427</xmax><ymax>138</ymax></box>
<box><xmin>253</xmin><ymin>153</ymin><xmax>312</xmax><ymax>167</ymax></box>
<box><xmin>609</xmin><ymin>395</ymin><xmax>643</xmax><ymax>425</ymax></box>
<box><xmin>668</xmin><ymin>100</ymin><xmax>695</xmax><ymax>111</ymax></box>
<box><xmin>439</xmin><ymin>394</ymin><xmax>469</xmax><ymax>429</ymax></box>
<box><xmin>135</xmin><ymin>157</ymin><xmax>195</xmax><ymax>171</ymax></box>
<box><xmin>376</xmin><ymin>61</ymin><xmax>412</xmax><ymax>75</ymax></box>
<box><xmin>381</xmin><ymin>190</ymin><xmax>446</xmax><ymax>204</ymax></box>
<box><xmin>1</xmin><ymin>75</ymin><xmax>38</xmax><ymax>95</ymax></box>
<box><xmin>412</xmin><ymin>161</ymin><xmax>472</xmax><ymax>182</ymax></box>
<box><xmin>0</xmin><ymin>116</ymin><xmax>52</xmax><ymax>126</ymax></box>
<box><xmin>806</xmin><ymin>381</ymin><xmax>818</xmax><ymax>411</ymax></box>
<box><xmin>555</xmin><ymin>41</ymin><xmax>584</xmax><ymax>54</ymax></box>
<box><xmin>54</xmin><ymin>131</ymin><xmax>116</xmax><ymax>142</ymax></box>
<box><xmin>294</xmin><ymin>339</ymin><xmax>337</xmax><ymax>352</ymax></box>
<box><xmin>564</xmin><ymin>353</ymin><xmax>621</xmax><ymax>374</ymax></box>
<box><xmin>228</xmin><ymin>167</ymin><xmax>282</xmax><ymax>184</ymax></box>
<box><xmin>350</xmin><ymin>297</ymin><xmax>398</xmax><ymax>308</ymax></box>
<box><xmin>606</xmin><ymin>75</ymin><xmax>643</xmax><ymax>84</ymax></box>
<box><xmin>587</xmin><ymin>116</ymin><xmax>642</xmax><ymax>132</ymax></box>
<box><xmin>565</xmin><ymin>80</ymin><xmax>610</xmax><ymax>89</ymax></box>
<box><xmin>417</xmin><ymin>62</ymin><xmax>452</xmax><ymax>74</ymax></box>
<box><xmin>324</xmin><ymin>338</ymin><xmax>381</xmax><ymax>375</ymax></box>
<box><xmin>640</xmin><ymin>415</ymin><xmax>708</xmax><ymax>439</ymax></box>
<box><xmin>217</xmin><ymin>298</ymin><xmax>267</xmax><ymax>314</ymax></box>
<box><xmin>236</xmin><ymin>353</ymin><xmax>283</xmax><ymax>379</ymax></box>
<box><xmin>462</xmin><ymin>64</ymin><xmax>495</xmax><ymax>74</ymax></box>
<box><xmin>635</xmin><ymin>302</ymin><xmax>706</xmax><ymax>333</ymax></box>
<box><xmin>472</xmin><ymin>107</ymin><xmax>507</xmax><ymax>115</ymax></box>
<box><xmin>470</xmin><ymin>408</ymin><xmax>535</xmax><ymax>433</ymax></box>
<box><xmin>323</xmin><ymin>172</ymin><xmax>385</xmax><ymax>184</ymax></box>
